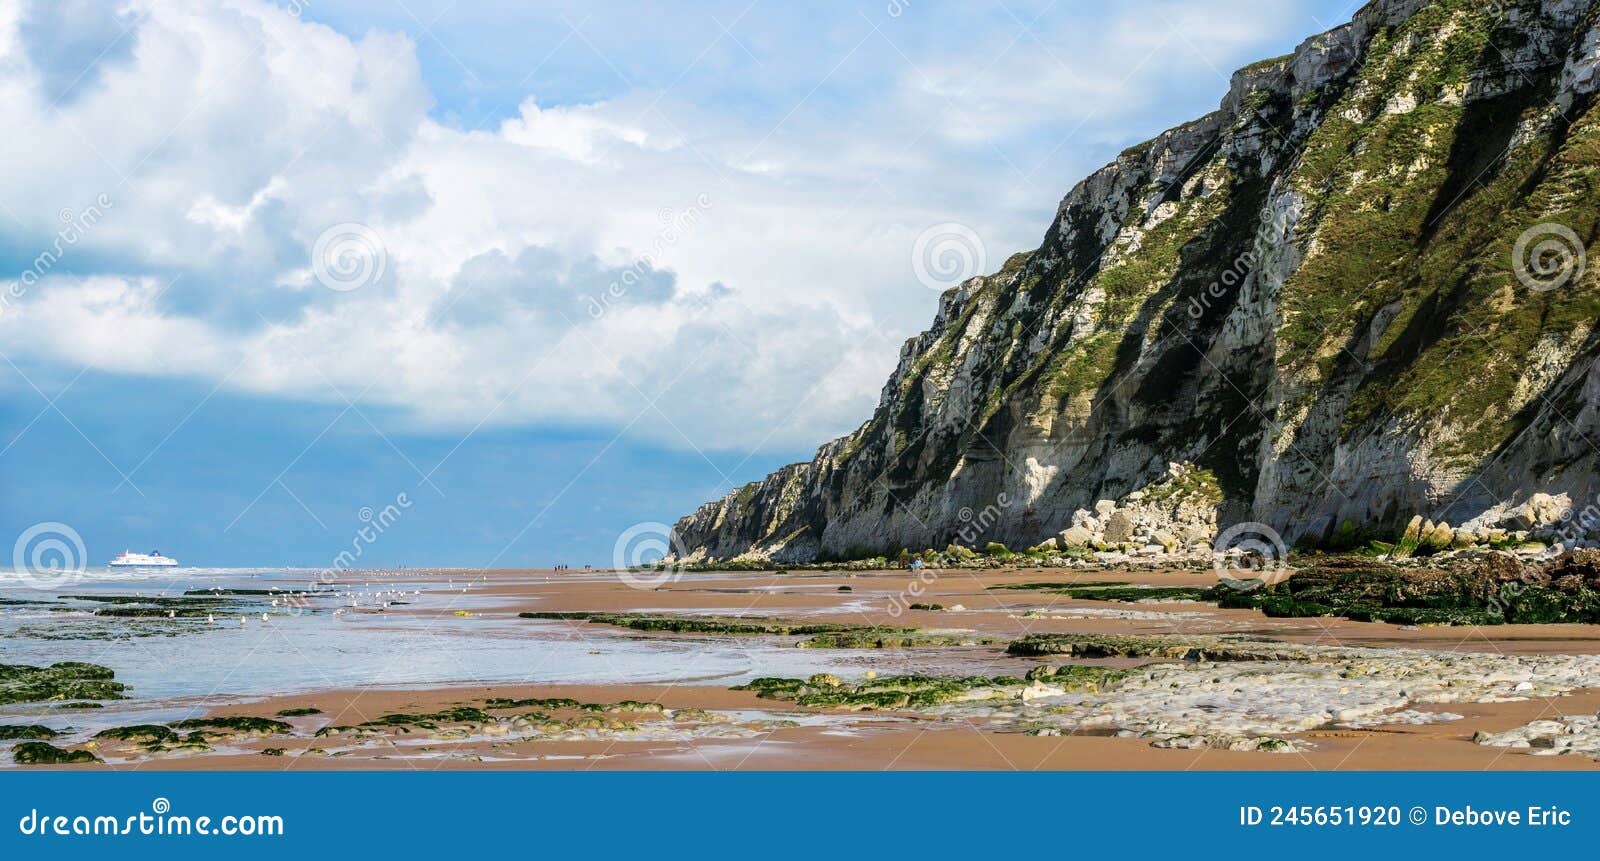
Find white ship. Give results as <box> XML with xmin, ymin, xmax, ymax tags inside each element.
<box><xmin>108</xmin><ymin>549</ymin><xmax>179</xmax><ymax>568</ymax></box>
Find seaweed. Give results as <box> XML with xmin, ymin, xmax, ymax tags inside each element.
<box><xmin>0</xmin><ymin>662</ymin><xmax>126</xmax><ymax>705</ymax></box>
<box><xmin>359</xmin><ymin>707</ymin><xmax>492</xmax><ymax>728</ymax></box>
<box><xmin>168</xmin><ymin>716</ymin><xmax>292</xmax><ymax>735</ymax></box>
<box><xmin>484</xmin><ymin>697</ymin><xmax>582</xmax><ymax>710</ymax></box>
<box><xmin>94</xmin><ymin>724</ymin><xmax>180</xmax><ymax>745</ymax></box>
<box><xmin>796</xmin><ymin>630</ymin><xmax>1004</xmax><ymax>649</ymax></box>
<box><xmin>518</xmin><ymin>611</ymin><xmax>879</xmax><ymax>637</ymax></box>
<box><xmin>992</xmin><ymin>582</ymin><xmax>1214</xmax><ymax>602</ymax></box>
<box><xmin>1005</xmin><ymin>633</ymin><xmax>1310</xmax><ymax>661</ymax></box>
<box><xmin>736</xmin><ymin>672</ymin><xmax>1028</xmax><ymax>710</ymax></box>
<box><xmin>1211</xmin><ymin>554</ymin><xmax>1600</xmax><ymax>625</ymax></box>
<box><xmin>0</xmin><ymin>725</ymin><xmax>58</xmax><ymax>740</ymax></box>
<box><xmin>11</xmin><ymin>742</ymin><xmax>99</xmax><ymax>764</ymax></box>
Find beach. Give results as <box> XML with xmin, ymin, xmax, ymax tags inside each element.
<box><xmin>6</xmin><ymin>564</ymin><xmax>1600</xmax><ymax>770</ymax></box>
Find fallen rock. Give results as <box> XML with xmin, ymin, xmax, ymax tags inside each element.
<box><xmin>1056</xmin><ymin>525</ymin><xmax>1095</xmax><ymax>549</ymax></box>
<box><xmin>1103</xmin><ymin>510</ymin><xmax>1136</xmax><ymax>544</ymax></box>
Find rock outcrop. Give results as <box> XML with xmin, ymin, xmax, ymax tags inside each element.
<box><xmin>674</xmin><ymin>0</ymin><xmax>1600</xmax><ymax>563</ymax></box>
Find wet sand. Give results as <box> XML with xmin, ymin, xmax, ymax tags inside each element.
<box><xmin>471</xmin><ymin>566</ymin><xmax>1600</xmax><ymax>655</ymax></box>
<box><xmin>110</xmin><ymin>683</ymin><xmax>1600</xmax><ymax>771</ymax></box>
<box><xmin>16</xmin><ymin>565</ymin><xmax>1600</xmax><ymax>770</ymax></box>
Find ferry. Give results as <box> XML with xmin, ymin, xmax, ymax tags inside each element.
<box><xmin>108</xmin><ymin>549</ymin><xmax>179</xmax><ymax>568</ymax></box>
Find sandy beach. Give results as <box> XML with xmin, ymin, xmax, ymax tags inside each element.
<box><xmin>8</xmin><ymin>563</ymin><xmax>1600</xmax><ymax>771</ymax></box>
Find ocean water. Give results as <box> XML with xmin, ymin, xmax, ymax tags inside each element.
<box><xmin>0</xmin><ymin>567</ymin><xmax>968</xmax><ymax>733</ymax></box>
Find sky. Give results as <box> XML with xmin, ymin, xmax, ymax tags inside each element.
<box><xmin>0</xmin><ymin>0</ymin><xmax>1361</xmax><ymax>568</ymax></box>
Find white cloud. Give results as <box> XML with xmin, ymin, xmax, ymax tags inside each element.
<box><xmin>498</xmin><ymin>98</ymin><xmax>679</xmax><ymax>164</ymax></box>
<box><xmin>0</xmin><ymin>0</ymin><xmax>1334</xmax><ymax>453</ymax></box>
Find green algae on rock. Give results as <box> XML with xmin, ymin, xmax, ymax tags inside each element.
<box><xmin>168</xmin><ymin>716</ymin><xmax>293</xmax><ymax>737</ymax></box>
<box><xmin>735</xmin><ymin>673</ymin><xmax>1031</xmax><ymax>711</ymax></box>
<box><xmin>992</xmin><ymin>582</ymin><xmax>1215</xmax><ymax>602</ymax></box>
<box><xmin>359</xmin><ymin>707</ymin><xmax>493</xmax><ymax>729</ymax></box>
<box><xmin>1005</xmin><ymin>633</ymin><xmax>1318</xmax><ymax>662</ymax></box>
<box><xmin>484</xmin><ymin>696</ymin><xmax>582</xmax><ymax>710</ymax></box>
<box><xmin>93</xmin><ymin>724</ymin><xmax>179</xmax><ymax>745</ymax></box>
<box><xmin>11</xmin><ymin>742</ymin><xmax>100</xmax><ymax>765</ymax></box>
<box><xmin>1213</xmin><ymin>552</ymin><xmax>1600</xmax><ymax>625</ymax></box>
<box><xmin>795</xmin><ymin>629</ymin><xmax>1005</xmax><ymax>649</ymax></box>
<box><xmin>0</xmin><ymin>725</ymin><xmax>58</xmax><ymax>740</ymax></box>
<box><xmin>0</xmin><ymin>662</ymin><xmax>126</xmax><ymax>705</ymax></box>
<box><xmin>520</xmin><ymin>611</ymin><xmax>1007</xmax><ymax>648</ymax></box>
<box><xmin>518</xmin><ymin>611</ymin><xmax>879</xmax><ymax>636</ymax></box>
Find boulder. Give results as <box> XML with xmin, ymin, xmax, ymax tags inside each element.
<box><xmin>1420</xmin><ymin>520</ymin><xmax>1454</xmax><ymax>550</ymax></box>
<box><xmin>1401</xmin><ymin>515</ymin><xmax>1424</xmax><ymax>544</ymax></box>
<box><xmin>1102</xmin><ymin>510</ymin><xmax>1136</xmax><ymax>544</ymax></box>
<box><xmin>1057</xmin><ymin>525</ymin><xmax>1095</xmax><ymax>548</ymax></box>
<box><xmin>1475</xmin><ymin>551</ymin><xmax>1528</xmax><ymax>584</ymax></box>
<box><xmin>1152</xmin><ymin>530</ymin><xmax>1179</xmax><ymax>553</ymax></box>
<box><xmin>1528</xmin><ymin>493</ymin><xmax>1569</xmax><ymax>527</ymax></box>
<box><xmin>1543</xmin><ymin>549</ymin><xmax>1600</xmax><ymax>588</ymax></box>
<box><xmin>1093</xmin><ymin>499</ymin><xmax>1117</xmax><ymax>516</ymax></box>
<box><xmin>1501</xmin><ymin>492</ymin><xmax>1571</xmax><ymax>530</ymax></box>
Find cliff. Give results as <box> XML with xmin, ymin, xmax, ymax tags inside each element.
<box><xmin>674</xmin><ymin>0</ymin><xmax>1600</xmax><ymax>563</ymax></box>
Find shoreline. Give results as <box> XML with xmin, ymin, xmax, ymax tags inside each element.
<box><xmin>9</xmin><ymin>563</ymin><xmax>1600</xmax><ymax>770</ymax></box>
<box><xmin>69</xmin><ymin>682</ymin><xmax>1600</xmax><ymax>771</ymax></box>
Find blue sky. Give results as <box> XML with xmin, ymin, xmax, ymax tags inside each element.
<box><xmin>0</xmin><ymin>0</ymin><xmax>1359</xmax><ymax>567</ymax></box>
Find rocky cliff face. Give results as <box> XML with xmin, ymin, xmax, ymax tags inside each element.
<box><xmin>674</xmin><ymin>0</ymin><xmax>1600</xmax><ymax>563</ymax></box>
